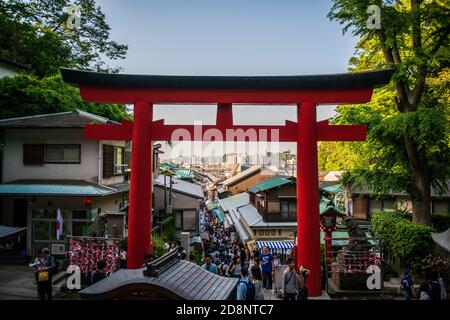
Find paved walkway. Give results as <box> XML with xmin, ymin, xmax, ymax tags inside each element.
<box><xmin>0</xmin><ymin>264</ymin><xmax>38</xmax><ymax>300</ymax></box>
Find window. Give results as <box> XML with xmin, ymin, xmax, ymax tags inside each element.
<box><xmin>45</xmin><ymin>145</ymin><xmax>80</xmax><ymax>163</ymax></box>
<box><xmin>265</xmin><ymin>229</ymin><xmax>271</xmax><ymax>236</ymax></box>
<box><xmin>175</xmin><ymin>212</ymin><xmax>182</xmax><ymax>230</ymax></box>
<box><xmin>72</xmin><ymin>209</ymin><xmax>97</xmax><ymax>237</ymax></box>
<box><xmin>183</xmin><ymin>210</ymin><xmax>197</xmax><ymax>231</ymax></box>
<box><xmin>114</xmin><ymin>146</ymin><xmax>125</xmax><ymax>175</ymax></box>
<box><xmin>432</xmin><ymin>201</ymin><xmax>449</xmax><ymax>216</ymax></box>
<box><xmin>270</xmin><ymin>229</ymin><xmax>277</xmax><ymax>236</ymax></box>
<box><xmin>258</xmin><ymin>230</ymin><xmax>265</xmax><ymax>236</ymax></box>
<box><xmin>281</xmin><ymin>202</ymin><xmax>289</xmax><ymax>214</ymax></box>
<box><xmin>23</xmin><ymin>144</ymin><xmax>44</xmax><ymax>165</ymax></box>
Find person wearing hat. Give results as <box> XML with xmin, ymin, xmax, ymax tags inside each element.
<box><xmin>398</xmin><ymin>268</ymin><xmax>416</xmax><ymax>300</ymax></box>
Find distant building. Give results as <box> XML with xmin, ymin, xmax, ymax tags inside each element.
<box><xmin>221</xmin><ymin>165</ymin><xmax>275</xmax><ymax>196</ymax></box>
<box><xmin>0</xmin><ymin>110</ymin><xmax>129</xmax><ymax>257</ymax></box>
<box><xmin>153</xmin><ymin>175</ymin><xmax>204</xmax><ymax>234</ymax></box>
<box><xmin>0</xmin><ymin>57</ymin><xmax>31</xmax><ymax>78</ymax></box>
<box><xmin>344</xmin><ymin>182</ymin><xmax>450</xmax><ymax>220</ymax></box>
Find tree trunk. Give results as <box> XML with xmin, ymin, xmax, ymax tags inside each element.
<box><xmin>404</xmin><ymin>132</ymin><xmax>432</xmax><ymax>225</ymax></box>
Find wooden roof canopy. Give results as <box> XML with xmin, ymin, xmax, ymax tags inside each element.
<box><xmin>79</xmin><ymin>249</ymin><xmax>239</xmax><ymax>300</ymax></box>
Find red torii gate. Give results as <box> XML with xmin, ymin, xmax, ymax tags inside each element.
<box><xmin>61</xmin><ymin>68</ymin><xmax>393</xmax><ymax>297</ymax></box>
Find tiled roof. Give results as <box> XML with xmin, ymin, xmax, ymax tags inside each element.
<box><xmin>0</xmin><ymin>109</ymin><xmax>118</xmax><ymax>128</ymax></box>
<box><xmin>222</xmin><ymin>165</ymin><xmax>262</xmax><ymax>187</ymax></box>
<box><xmin>217</xmin><ymin>193</ymin><xmax>249</xmax><ymax>212</ymax></box>
<box><xmin>79</xmin><ymin>258</ymin><xmax>239</xmax><ymax>300</ymax></box>
<box><xmin>320</xmin><ymin>196</ymin><xmax>344</xmax><ymax>216</ymax></box>
<box><xmin>154</xmin><ymin>175</ymin><xmax>204</xmax><ymax>199</ymax></box>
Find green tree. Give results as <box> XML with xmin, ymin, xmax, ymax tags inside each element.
<box><xmin>0</xmin><ymin>0</ymin><xmax>127</xmax><ymax>77</ymax></box>
<box><xmin>0</xmin><ymin>74</ymin><xmax>131</xmax><ymax>121</ymax></box>
<box><xmin>328</xmin><ymin>0</ymin><xmax>450</xmax><ymax>224</ymax></box>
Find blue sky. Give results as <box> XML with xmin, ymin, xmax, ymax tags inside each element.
<box><xmin>95</xmin><ymin>0</ymin><xmax>359</xmax><ymax>156</ymax></box>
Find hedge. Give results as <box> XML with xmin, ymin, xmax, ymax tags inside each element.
<box><xmin>371</xmin><ymin>212</ymin><xmax>435</xmax><ymax>268</ymax></box>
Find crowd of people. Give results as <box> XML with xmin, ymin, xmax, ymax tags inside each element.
<box><xmin>198</xmin><ymin>206</ymin><xmax>310</xmax><ymax>300</ymax></box>
<box><xmin>399</xmin><ymin>268</ymin><xmax>448</xmax><ymax>301</ymax></box>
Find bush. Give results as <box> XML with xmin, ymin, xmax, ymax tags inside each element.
<box><xmin>372</xmin><ymin>211</ymin><xmax>435</xmax><ymax>269</ymax></box>
<box><xmin>161</xmin><ymin>215</ymin><xmax>177</xmax><ymax>243</ymax></box>
<box><xmin>152</xmin><ymin>234</ymin><xmax>168</xmax><ymax>259</ymax></box>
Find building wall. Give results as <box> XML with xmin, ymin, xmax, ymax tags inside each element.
<box><xmin>352</xmin><ymin>197</ymin><xmax>368</xmax><ymax>220</ymax></box>
<box><xmin>252</xmin><ymin>228</ymin><xmax>296</xmax><ymax>240</ymax></box>
<box><xmin>2</xmin><ymin>129</ymin><xmax>125</xmax><ymax>185</ymax></box>
<box><xmin>153</xmin><ymin>186</ymin><xmax>201</xmax><ymax>212</ymax></box>
<box><xmin>1</xmin><ymin>193</ymin><xmax>126</xmax><ymax>256</ymax></box>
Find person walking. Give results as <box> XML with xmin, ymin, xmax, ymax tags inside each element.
<box><xmin>297</xmin><ymin>265</ymin><xmax>311</xmax><ymax>300</ymax></box>
<box><xmin>282</xmin><ymin>258</ymin><xmax>299</xmax><ymax>301</ymax></box>
<box><xmin>251</xmin><ymin>266</ymin><xmax>264</xmax><ymax>300</ymax></box>
<box><xmin>201</xmin><ymin>255</ymin><xmax>218</xmax><ymax>275</ymax></box>
<box><xmin>398</xmin><ymin>268</ymin><xmax>416</xmax><ymax>300</ymax></box>
<box><xmin>229</xmin><ymin>256</ymin><xmax>242</xmax><ymax>278</ymax></box>
<box><xmin>259</xmin><ymin>246</ymin><xmax>274</xmax><ymax>289</ymax></box>
<box><xmin>237</xmin><ymin>268</ymin><xmax>253</xmax><ymax>300</ymax></box>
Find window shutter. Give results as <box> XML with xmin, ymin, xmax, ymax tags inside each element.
<box><xmin>103</xmin><ymin>145</ymin><xmax>114</xmax><ymax>178</ymax></box>
<box><xmin>23</xmin><ymin>144</ymin><xmax>44</xmax><ymax>165</ymax></box>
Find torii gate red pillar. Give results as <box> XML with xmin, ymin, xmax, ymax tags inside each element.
<box><xmin>296</xmin><ymin>102</ymin><xmax>322</xmax><ymax>296</ymax></box>
<box><xmin>127</xmin><ymin>101</ymin><xmax>153</xmax><ymax>269</ymax></box>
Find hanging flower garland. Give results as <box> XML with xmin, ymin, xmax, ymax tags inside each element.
<box><xmin>67</xmin><ymin>238</ymin><xmax>120</xmax><ymax>274</ymax></box>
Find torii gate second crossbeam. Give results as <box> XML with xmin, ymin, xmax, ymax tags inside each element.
<box><xmin>61</xmin><ymin>68</ymin><xmax>393</xmax><ymax>297</ymax></box>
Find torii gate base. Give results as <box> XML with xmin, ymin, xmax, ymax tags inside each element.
<box><xmin>61</xmin><ymin>68</ymin><xmax>393</xmax><ymax>297</ymax></box>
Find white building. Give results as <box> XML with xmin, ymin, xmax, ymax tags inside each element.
<box><xmin>0</xmin><ymin>110</ymin><xmax>129</xmax><ymax>257</ymax></box>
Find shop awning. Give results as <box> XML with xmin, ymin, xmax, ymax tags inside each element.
<box><xmin>0</xmin><ymin>181</ymin><xmax>121</xmax><ymax>196</ymax></box>
<box><xmin>0</xmin><ymin>225</ymin><xmax>27</xmax><ymax>245</ymax></box>
<box><xmin>256</xmin><ymin>241</ymin><xmax>294</xmax><ymax>253</ymax></box>
<box><xmin>207</xmin><ymin>203</ymin><xmax>218</xmax><ymax>210</ymax></box>
<box><xmin>215</xmin><ymin>208</ymin><xmax>224</xmax><ymax>223</ymax></box>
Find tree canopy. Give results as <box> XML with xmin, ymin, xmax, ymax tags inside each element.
<box><xmin>325</xmin><ymin>0</ymin><xmax>450</xmax><ymax>224</ymax></box>
<box><xmin>0</xmin><ymin>0</ymin><xmax>130</xmax><ymax>121</ymax></box>
<box><xmin>0</xmin><ymin>74</ymin><xmax>131</xmax><ymax>122</ymax></box>
<box><xmin>0</xmin><ymin>0</ymin><xmax>128</xmax><ymax>77</ymax></box>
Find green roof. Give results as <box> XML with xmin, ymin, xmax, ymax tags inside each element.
<box><xmin>320</xmin><ymin>196</ymin><xmax>344</xmax><ymax>216</ymax></box>
<box><xmin>321</xmin><ymin>184</ymin><xmax>343</xmax><ymax>194</ymax></box>
<box><xmin>160</xmin><ymin>163</ymin><xmax>194</xmax><ymax>179</ymax></box>
<box><xmin>248</xmin><ymin>176</ymin><xmax>294</xmax><ymax>193</ymax></box>
<box><xmin>207</xmin><ymin>203</ymin><xmax>218</xmax><ymax>210</ymax></box>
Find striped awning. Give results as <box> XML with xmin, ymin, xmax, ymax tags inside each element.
<box><xmin>256</xmin><ymin>241</ymin><xmax>294</xmax><ymax>253</ymax></box>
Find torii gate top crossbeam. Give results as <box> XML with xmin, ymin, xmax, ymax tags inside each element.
<box><xmin>61</xmin><ymin>68</ymin><xmax>394</xmax><ymax>104</ymax></box>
